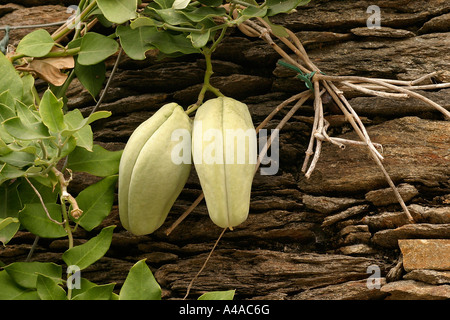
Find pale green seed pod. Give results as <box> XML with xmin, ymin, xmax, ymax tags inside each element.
<box><xmin>192</xmin><ymin>97</ymin><xmax>257</xmax><ymax>229</ymax></box>
<box><xmin>119</xmin><ymin>103</ymin><xmax>192</xmax><ymax>235</ymax></box>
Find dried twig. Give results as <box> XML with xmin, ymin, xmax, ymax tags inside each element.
<box><xmin>24</xmin><ymin>176</ymin><xmax>65</xmax><ymax>225</ymax></box>
<box><xmin>183</xmin><ymin>227</ymin><xmax>227</xmax><ymax>299</ymax></box>
<box><xmin>257</xmin><ymin>91</ymin><xmax>312</xmax><ymax>171</ymax></box>
<box><xmin>318</xmin><ymin>75</ymin><xmax>450</xmax><ymax>119</ymax></box>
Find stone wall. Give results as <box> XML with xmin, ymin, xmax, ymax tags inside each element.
<box><xmin>1</xmin><ymin>0</ymin><xmax>449</xmax><ymax>300</ymax></box>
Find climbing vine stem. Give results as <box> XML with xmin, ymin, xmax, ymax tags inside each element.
<box><xmin>185</xmin><ymin>25</ymin><xmax>230</xmax><ymax>116</ymax></box>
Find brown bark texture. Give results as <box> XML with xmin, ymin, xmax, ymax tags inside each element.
<box><xmin>1</xmin><ymin>0</ymin><xmax>449</xmax><ymax>300</ymax></box>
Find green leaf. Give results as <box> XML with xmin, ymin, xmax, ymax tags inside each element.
<box><xmin>0</xmin><ymin>126</ymin><xmax>14</xmax><ymax>144</ymax></box>
<box><xmin>74</xmin><ymin>60</ymin><xmax>106</xmax><ymax>98</ymax></box>
<box><xmin>153</xmin><ymin>0</ymin><xmax>176</xmax><ymax>9</ymax></box>
<box><xmin>0</xmin><ymin>217</ymin><xmax>18</xmax><ymax>232</ymax></box>
<box><xmin>172</xmin><ymin>0</ymin><xmax>190</xmax><ymax>9</ymax></box>
<box><xmin>180</xmin><ymin>6</ymin><xmax>227</xmax><ymax>22</ymax></box>
<box><xmin>97</xmin><ymin>0</ymin><xmax>137</xmax><ymax>24</ymax></box>
<box><xmin>189</xmin><ymin>29</ymin><xmax>211</xmax><ymax>48</ymax></box>
<box><xmin>116</xmin><ymin>25</ymin><xmax>155</xmax><ymax>60</ymax></box>
<box><xmin>14</xmin><ymin>100</ymin><xmax>40</xmax><ymax>127</ymax></box>
<box><xmin>0</xmin><ymin>139</ymin><xmax>9</xmax><ymax>156</ymax></box>
<box><xmin>119</xmin><ymin>259</ymin><xmax>161</xmax><ymax>300</ymax></box>
<box><xmin>262</xmin><ymin>16</ymin><xmax>289</xmax><ymax>37</ymax></box>
<box><xmin>18</xmin><ymin>203</ymin><xmax>67</xmax><ymax>238</ymax></box>
<box><xmin>71</xmin><ymin>283</ymin><xmax>115</xmax><ymax>300</ymax></box>
<box><xmin>130</xmin><ymin>16</ymin><xmax>158</xmax><ymax>28</ymax></box>
<box><xmin>28</xmin><ymin>169</ymin><xmax>58</xmax><ymax>190</ymax></box>
<box><xmin>0</xmin><ymin>151</ymin><xmax>35</xmax><ymax>167</ymax></box>
<box><xmin>0</xmin><ymin>221</ymin><xmax>20</xmax><ymax>245</ymax></box>
<box><xmin>0</xmin><ymin>53</ymin><xmax>23</xmax><ymax>101</ymax></box>
<box><xmin>0</xmin><ymin>90</ymin><xmax>15</xmax><ymax>110</ymax></box>
<box><xmin>74</xmin><ymin>125</ymin><xmax>93</xmax><ymax>151</ymax></box>
<box><xmin>36</xmin><ymin>274</ymin><xmax>67</xmax><ymax>300</ymax></box>
<box><xmin>4</xmin><ymin>262</ymin><xmax>62</xmax><ymax>289</ymax></box>
<box><xmin>2</xmin><ymin>116</ymin><xmax>50</xmax><ymax>140</ymax></box>
<box><xmin>75</xmin><ymin>175</ymin><xmax>118</xmax><ymax>231</ymax></box>
<box><xmin>0</xmin><ymin>270</ymin><xmax>40</xmax><ymax>300</ymax></box>
<box><xmin>17</xmin><ymin>178</ymin><xmax>58</xmax><ymax>206</ymax></box>
<box><xmin>85</xmin><ymin>110</ymin><xmax>112</xmax><ymax>125</ymax></box>
<box><xmin>66</xmin><ymin>144</ymin><xmax>122</xmax><ymax>177</ymax></box>
<box><xmin>59</xmin><ymin>135</ymin><xmax>77</xmax><ymax>158</ymax></box>
<box><xmin>0</xmin><ymin>180</ymin><xmax>21</xmax><ymax>217</ymax></box>
<box><xmin>78</xmin><ymin>32</ymin><xmax>119</xmax><ymax>66</ymax></box>
<box><xmin>141</xmin><ymin>27</ymin><xmax>200</xmax><ymax>55</ymax></box>
<box><xmin>152</xmin><ymin>8</ymin><xmax>192</xmax><ymax>25</ymax></box>
<box><xmin>0</xmin><ymin>181</ymin><xmax>21</xmax><ymax>244</ymax></box>
<box><xmin>1</xmin><ymin>141</ymin><xmax>36</xmax><ymax>156</ymax></box>
<box><xmin>63</xmin><ymin>109</ymin><xmax>94</xmax><ymax>150</ymax></box>
<box><xmin>16</xmin><ymin>29</ymin><xmax>55</xmax><ymax>58</ymax></box>
<box><xmin>265</xmin><ymin>0</ymin><xmax>310</xmax><ymax>16</ymax></box>
<box><xmin>21</xmin><ymin>74</ymin><xmax>36</xmax><ymax>107</ymax></box>
<box><xmin>70</xmin><ymin>277</ymin><xmax>95</xmax><ymax>297</ymax></box>
<box><xmin>62</xmin><ymin>225</ymin><xmax>115</xmax><ymax>270</ymax></box>
<box><xmin>39</xmin><ymin>89</ymin><xmax>66</xmax><ymax>133</ymax></box>
<box><xmin>62</xmin><ymin>109</ymin><xmax>111</xmax><ymax>137</ymax></box>
<box><xmin>0</xmin><ymin>103</ymin><xmax>15</xmax><ymax>122</ymax></box>
<box><xmin>236</xmin><ymin>6</ymin><xmax>268</xmax><ymax>22</ymax></box>
<box><xmin>197</xmin><ymin>0</ymin><xmax>222</xmax><ymax>6</ymax></box>
<box><xmin>198</xmin><ymin>289</ymin><xmax>236</xmax><ymax>300</ymax></box>
<box><xmin>69</xmin><ymin>37</ymin><xmax>106</xmax><ymax>98</ymax></box>
<box><xmin>0</xmin><ymin>163</ymin><xmax>25</xmax><ymax>184</ymax></box>
<box><xmin>70</xmin><ymin>277</ymin><xmax>116</xmax><ymax>300</ymax></box>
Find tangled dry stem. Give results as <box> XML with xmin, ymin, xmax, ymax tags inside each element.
<box><xmin>240</xmin><ymin>18</ymin><xmax>450</xmax><ymax>224</ymax></box>
<box><xmin>167</xmin><ymin>17</ymin><xmax>450</xmax><ymax>234</ymax></box>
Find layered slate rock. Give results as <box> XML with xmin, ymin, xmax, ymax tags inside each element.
<box><xmin>399</xmin><ymin>239</ymin><xmax>450</xmax><ymax>271</ymax></box>
<box><xmin>298</xmin><ymin>117</ymin><xmax>450</xmax><ymax>195</ymax></box>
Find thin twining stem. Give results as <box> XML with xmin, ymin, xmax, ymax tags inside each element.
<box><xmin>165</xmin><ymin>193</ymin><xmax>204</xmax><ymax>236</ymax></box>
<box><xmin>312</xmin><ymin>117</ymin><xmax>384</xmax><ymax>152</ymax></box>
<box><xmin>244</xmin><ymin>19</ymin><xmax>311</xmax><ymax>75</ymax></box>
<box><xmin>25</xmin><ymin>235</ymin><xmax>40</xmax><ymax>262</ymax></box>
<box><xmin>361</xmin><ymin>71</ymin><xmax>443</xmax><ymax>86</ymax></box>
<box><xmin>51</xmin><ymin>0</ymin><xmax>97</xmax><ymax>42</ymax></box>
<box><xmin>304</xmin><ymin>81</ymin><xmax>324</xmax><ymax>178</ymax></box>
<box><xmin>255</xmin><ymin>91</ymin><xmax>311</xmax><ymax>133</ymax></box>
<box><xmin>241</xmin><ymin>22</ymin><xmax>384</xmax><ymax>166</ymax></box>
<box><xmin>91</xmin><ymin>47</ymin><xmax>123</xmax><ymax>115</ymax></box>
<box><xmin>341</xmin><ymin>81</ymin><xmax>409</xmax><ymax>99</ymax></box>
<box><xmin>318</xmin><ymin>74</ymin><xmax>450</xmax><ymax>119</ymax></box>
<box><xmin>183</xmin><ymin>227</ymin><xmax>227</xmax><ymax>300</ymax></box>
<box><xmin>256</xmin><ymin>92</ymin><xmax>312</xmax><ymax>171</ymax></box>
<box><xmin>283</xmin><ymin>28</ymin><xmax>318</xmax><ymax>72</ymax></box>
<box><xmin>302</xmin><ymin>93</ymin><xmax>320</xmax><ymax>172</ymax></box>
<box><xmin>24</xmin><ymin>176</ymin><xmax>65</xmax><ymax>225</ymax></box>
<box><xmin>328</xmin><ymin>81</ymin><xmax>384</xmax><ymax>161</ymax></box>
<box><xmin>322</xmin><ymin>80</ymin><xmax>414</xmax><ymax>223</ymax></box>
<box><xmin>314</xmin><ymin>119</ymin><xmax>344</xmax><ymax>148</ymax></box>
<box><xmin>340</xmin><ymin>82</ymin><xmax>450</xmax><ymax>92</ymax></box>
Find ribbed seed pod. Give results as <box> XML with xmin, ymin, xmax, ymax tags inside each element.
<box><xmin>119</xmin><ymin>103</ymin><xmax>192</xmax><ymax>235</ymax></box>
<box><xmin>192</xmin><ymin>97</ymin><xmax>257</xmax><ymax>229</ymax></box>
